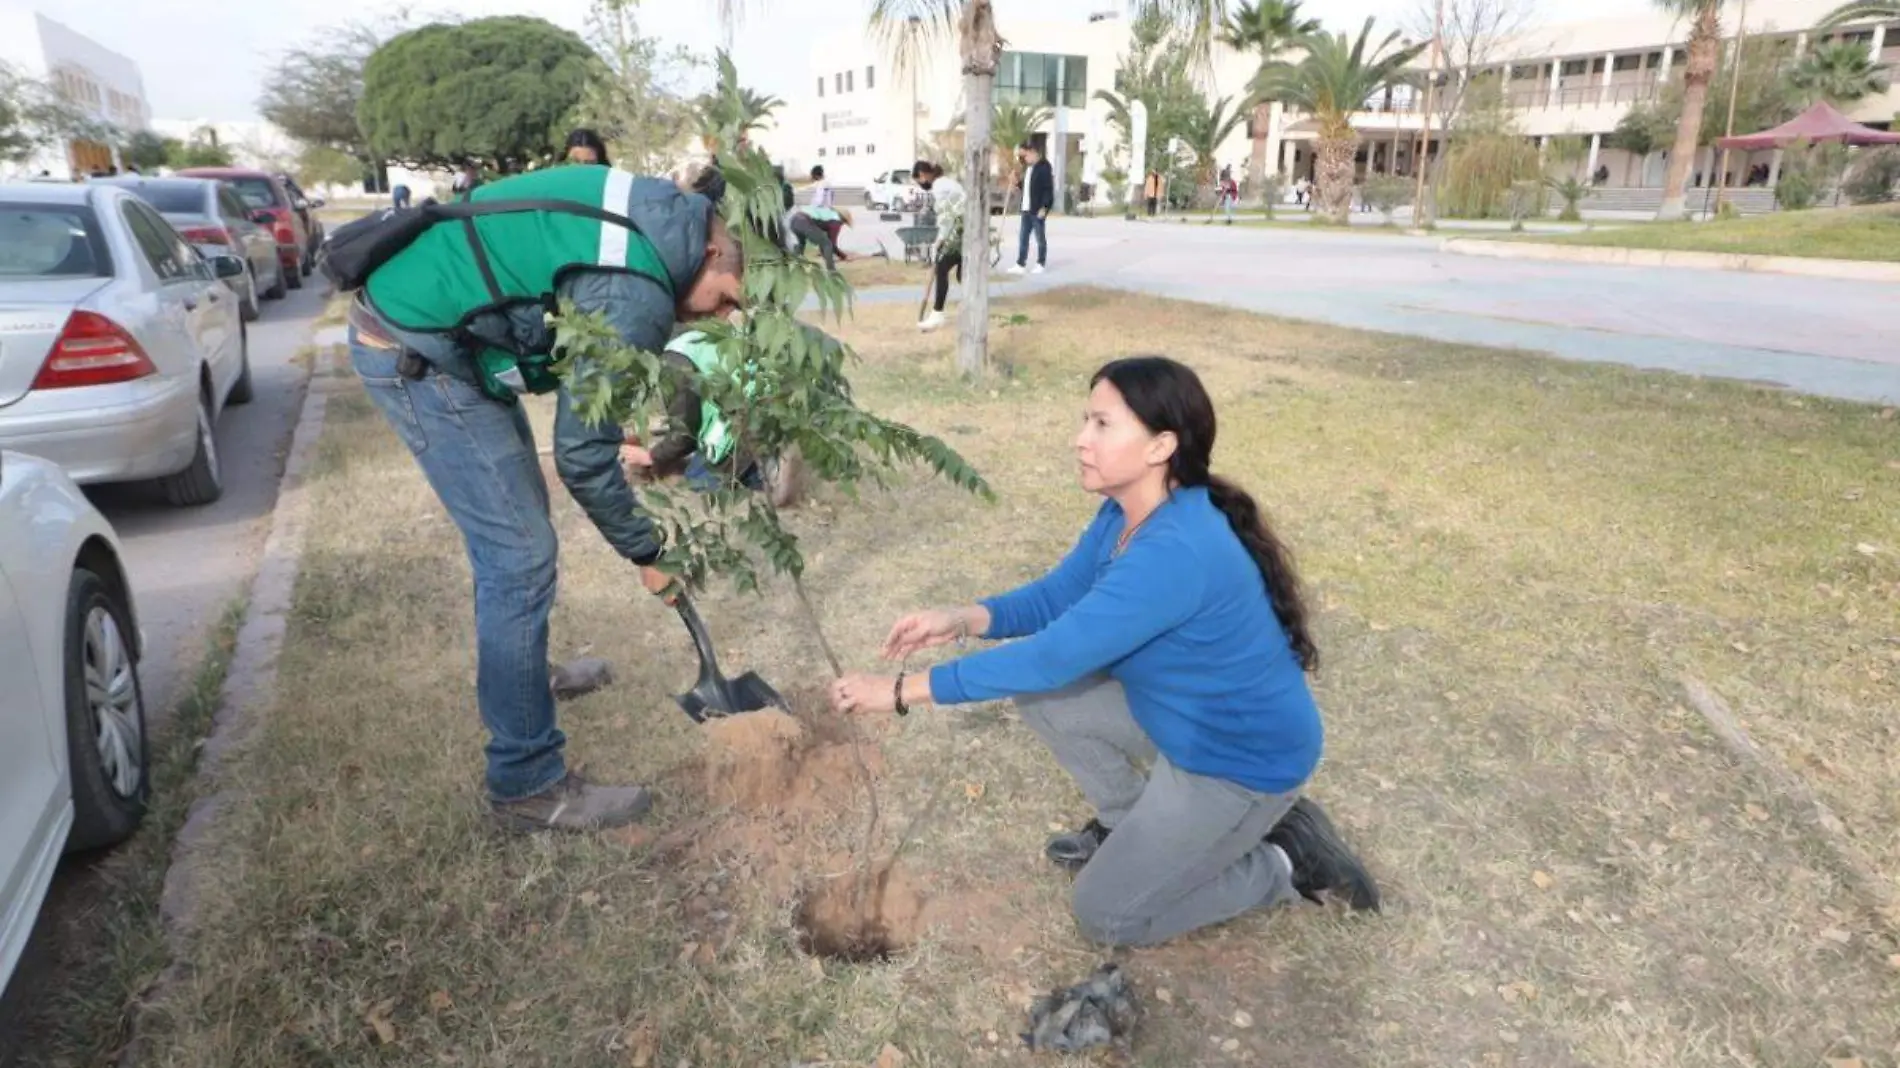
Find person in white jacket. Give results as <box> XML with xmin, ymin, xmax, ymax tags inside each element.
<box><xmin>914</xmin><ymin>159</ymin><xmax>966</xmax><ymax>332</ymax></box>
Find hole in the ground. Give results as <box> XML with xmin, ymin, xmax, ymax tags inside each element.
<box><xmin>793</xmin><ymin>862</ymin><xmax>923</xmax><ymax>963</ymax></box>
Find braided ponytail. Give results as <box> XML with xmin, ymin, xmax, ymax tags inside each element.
<box><xmin>1204</xmin><ymin>475</ymin><xmax>1318</xmax><ymax>672</ymax></box>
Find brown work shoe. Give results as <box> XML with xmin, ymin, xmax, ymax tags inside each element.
<box><xmin>490</xmin><ymin>772</ymin><xmax>652</xmax><ymax>834</ymax></box>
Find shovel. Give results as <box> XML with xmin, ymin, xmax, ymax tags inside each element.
<box><xmin>671</xmin><ymin>593</ymin><xmax>786</xmax><ymax>723</ymax></box>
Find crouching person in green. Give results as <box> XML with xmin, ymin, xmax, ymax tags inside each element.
<box><xmin>346</xmin><ymin>165</ymin><xmax>745</xmax><ymax>833</ymax></box>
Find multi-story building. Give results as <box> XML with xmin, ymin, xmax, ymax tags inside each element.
<box><xmin>0</xmin><ymin>6</ymin><xmax>151</xmax><ymax>179</ymax></box>
<box><xmin>775</xmin><ymin>0</ymin><xmax>1898</xmax><ymax>204</ymax></box>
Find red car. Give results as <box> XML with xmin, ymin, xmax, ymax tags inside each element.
<box><xmin>174</xmin><ymin>167</ymin><xmax>314</xmax><ymax>289</ymax></box>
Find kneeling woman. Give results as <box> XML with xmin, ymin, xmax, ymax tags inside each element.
<box><xmin>831</xmin><ymin>356</ymin><xmax>1379</xmax><ymax>947</ymax></box>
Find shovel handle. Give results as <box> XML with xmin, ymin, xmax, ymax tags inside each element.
<box><xmin>672</xmin><ymin>593</ymin><xmax>740</xmax><ymax>709</ymax></box>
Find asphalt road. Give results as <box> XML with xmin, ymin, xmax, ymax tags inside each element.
<box><xmin>0</xmin><ymin>275</ymin><xmax>326</xmax><ymax>1059</ymax></box>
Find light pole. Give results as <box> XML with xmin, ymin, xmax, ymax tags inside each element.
<box><xmin>1412</xmin><ymin>0</ymin><xmax>1445</xmax><ymax>225</ymax></box>
<box><xmin>909</xmin><ymin>15</ymin><xmax>921</xmax><ymax>163</ymax></box>
<box><xmin>1712</xmin><ymin>0</ymin><xmax>1749</xmax><ymax>217</ymax></box>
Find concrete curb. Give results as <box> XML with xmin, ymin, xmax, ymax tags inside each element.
<box><xmin>1440</xmin><ymin>237</ymin><xmax>1900</xmax><ymax>283</ymax></box>
<box><xmin>125</xmin><ymin>350</ymin><xmax>337</xmax><ymax>1064</ymax></box>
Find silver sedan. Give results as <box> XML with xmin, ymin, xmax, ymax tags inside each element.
<box><xmin>0</xmin><ymin>182</ymin><xmax>252</xmax><ymax>507</ymax></box>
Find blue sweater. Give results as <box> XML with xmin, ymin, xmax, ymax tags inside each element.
<box><xmin>929</xmin><ymin>487</ymin><xmax>1322</xmax><ymax>794</ymax></box>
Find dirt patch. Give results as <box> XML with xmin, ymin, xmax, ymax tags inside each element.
<box><xmin>794</xmin><ymin>862</ymin><xmax>925</xmax><ymax>962</ymax></box>
<box><xmin>693</xmin><ymin>693</ymin><xmax>918</xmax><ymax>962</ymax></box>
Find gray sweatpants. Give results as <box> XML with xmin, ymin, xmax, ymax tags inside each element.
<box><xmin>1018</xmin><ymin>675</ymin><xmax>1303</xmax><ymax>946</ymax></box>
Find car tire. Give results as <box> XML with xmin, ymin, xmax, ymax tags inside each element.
<box><xmin>157</xmin><ymin>385</ymin><xmax>223</xmax><ymax>507</ymax></box>
<box><xmin>62</xmin><ymin>567</ymin><xmax>150</xmax><ymax>852</ymax></box>
<box><xmin>286</xmin><ymin>261</ymin><xmax>305</xmax><ymax>290</ymax></box>
<box><xmin>263</xmin><ymin>261</ymin><xmax>287</xmax><ymax>301</ymax></box>
<box><xmin>240</xmin><ymin>268</ymin><xmax>261</xmax><ymax>322</ymax></box>
<box><xmin>228</xmin><ymin>325</ymin><xmax>254</xmax><ymax>405</ymax></box>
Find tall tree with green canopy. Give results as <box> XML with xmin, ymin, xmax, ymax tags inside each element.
<box><xmin>1653</xmin><ymin>0</ymin><xmax>1726</xmax><ymax>219</ymax></box>
<box><xmin>1253</xmin><ymin>18</ymin><xmax>1427</xmax><ymax>223</ymax></box>
<box><xmin>258</xmin><ymin>17</ymin><xmax>405</xmax><ymax>169</ymax></box>
<box><xmin>1220</xmin><ymin>0</ymin><xmax>1321</xmax><ymax>188</ymax></box>
<box><xmin>359</xmin><ymin>16</ymin><xmax>599</xmax><ymax>169</ymax></box>
<box><xmin>1180</xmin><ymin>96</ymin><xmax>1252</xmax><ymax>195</ymax></box>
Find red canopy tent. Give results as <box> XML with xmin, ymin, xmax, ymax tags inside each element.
<box><xmin>1716</xmin><ymin>101</ymin><xmax>1900</xmax><ymax>151</ymax></box>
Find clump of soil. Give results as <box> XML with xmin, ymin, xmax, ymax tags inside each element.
<box><xmin>794</xmin><ymin>861</ymin><xmax>924</xmax><ymax>962</ymax></box>
<box><xmin>700</xmin><ymin>701</ymin><xmax>884</xmax><ymax>815</ymax></box>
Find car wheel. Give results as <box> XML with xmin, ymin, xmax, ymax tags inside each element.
<box><xmin>63</xmin><ymin>567</ymin><xmax>149</xmax><ymax>852</ymax></box>
<box><xmin>228</xmin><ymin>324</ymin><xmax>254</xmax><ymax>405</ymax></box>
<box><xmin>157</xmin><ymin>385</ymin><xmax>223</xmax><ymax>507</ymax></box>
<box><xmin>286</xmin><ymin>260</ymin><xmax>305</xmax><ymax>290</ymax></box>
<box><xmin>300</xmin><ymin>250</ymin><xmax>313</xmax><ymax>277</ymax></box>
<box><xmin>240</xmin><ymin>268</ymin><xmax>261</xmax><ymax>322</ymax></box>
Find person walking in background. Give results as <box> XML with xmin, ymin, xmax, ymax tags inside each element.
<box><xmin>392</xmin><ymin>184</ymin><xmax>412</xmax><ymax>210</ymax></box>
<box><xmin>1215</xmin><ymin>166</ymin><xmax>1240</xmax><ymax>225</ymax></box>
<box><xmin>789</xmin><ymin>205</ymin><xmax>850</xmax><ymax>272</ymax></box>
<box><xmin>1009</xmin><ymin>141</ymin><xmax>1054</xmax><ymax>275</ymax></box>
<box><xmin>564</xmin><ymin>128</ymin><xmax>611</xmax><ymax>166</ymax></box>
<box><xmin>1144</xmin><ymin>171</ymin><xmax>1161</xmax><ymax>217</ymax></box>
<box><xmin>808</xmin><ymin>165</ymin><xmax>834</xmax><ymax>209</ymax></box>
<box><xmin>913</xmin><ymin>159</ymin><xmax>966</xmax><ymax>332</ymax></box>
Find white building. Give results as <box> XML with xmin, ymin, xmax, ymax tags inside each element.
<box><xmin>147</xmin><ymin>119</ymin><xmax>302</xmax><ymax>174</ymax></box>
<box><xmin>778</xmin><ymin>0</ymin><xmax>1899</xmax><ymax>203</ymax></box>
<box><xmin>0</xmin><ymin>7</ymin><xmax>150</xmax><ymax>179</ymax></box>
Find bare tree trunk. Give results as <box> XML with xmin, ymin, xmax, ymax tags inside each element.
<box><xmin>1657</xmin><ymin>2</ymin><xmax>1721</xmax><ymax>220</ymax></box>
<box><xmin>1248</xmin><ymin>100</ymin><xmax>1271</xmax><ymax>188</ymax></box>
<box><xmin>1316</xmin><ymin>130</ymin><xmax>1358</xmax><ymax>223</ymax></box>
<box><xmin>956</xmin><ymin>1</ymin><xmax>1000</xmax><ymax>379</ymax></box>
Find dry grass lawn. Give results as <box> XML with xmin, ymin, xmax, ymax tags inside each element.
<box><xmin>129</xmin><ymin>289</ymin><xmax>1899</xmax><ymax>1067</ymax></box>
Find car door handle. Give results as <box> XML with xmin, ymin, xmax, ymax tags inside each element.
<box><xmin>204</xmin><ymin>290</ymin><xmax>218</xmax><ymax>303</ymax></box>
<box><xmin>183</xmin><ymin>297</ymin><xmax>198</xmax><ymax>310</ymax></box>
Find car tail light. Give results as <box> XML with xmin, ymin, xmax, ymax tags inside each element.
<box><xmin>273</xmin><ymin>222</ymin><xmax>296</xmax><ymax>244</ymax></box>
<box><xmin>180</xmin><ymin>226</ymin><xmax>228</xmax><ymax>245</ymax></box>
<box><xmin>32</xmin><ymin>311</ymin><xmax>158</xmax><ymax>390</ymax></box>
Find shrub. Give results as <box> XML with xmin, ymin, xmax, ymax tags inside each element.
<box><xmin>1842</xmin><ymin>146</ymin><xmax>1900</xmax><ymax>205</ymax></box>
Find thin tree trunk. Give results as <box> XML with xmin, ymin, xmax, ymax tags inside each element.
<box><xmin>1657</xmin><ymin>3</ymin><xmax>1722</xmax><ymax>220</ymax></box>
<box><xmin>956</xmin><ymin>1</ymin><xmax>1000</xmax><ymax>379</ymax></box>
<box><xmin>1248</xmin><ymin>100</ymin><xmax>1271</xmax><ymax>188</ymax></box>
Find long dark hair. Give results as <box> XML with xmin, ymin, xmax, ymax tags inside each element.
<box><xmin>1092</xmin><ymin>356</ymin><xmax>1319</xmax><ymax>672</ymax></box>
<box><xmin>564</xmin><ymin>128</ymin><xmax>611</xmax><ymax>167</ymax></box>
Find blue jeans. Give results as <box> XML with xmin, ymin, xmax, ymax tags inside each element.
<box><xmin>1016</xmin><ymin>211</ymin><xmax>1046</xmax><ymax>267</ymax></box>
<box><xmin>348</xmin><ymin>338</ymin><xmax>566</xmax><ymax>802</ymax></box>
<box><xmin>683</xmin><ymin>453</ymin><xmax>765</xmax><ymax>493</ymax></box>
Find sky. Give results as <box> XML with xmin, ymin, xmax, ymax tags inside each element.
<box><xmin>45</xmin><ymin>0</ymin><xmax>1653</xmax><ymax>125</ymax></box>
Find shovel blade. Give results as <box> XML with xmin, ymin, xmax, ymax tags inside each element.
<box><xmin>675</xmin><ymin>671</ymin><xmax>786</xmax><ymax>723</ymax></box>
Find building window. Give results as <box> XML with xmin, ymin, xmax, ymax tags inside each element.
<box><xmin>835</xmin><ymin>72</ymin><xmax>843</xmax><ymax>94</ymax></box>
<box><xmin>822</xmin><ymin>114</ymin><xmax>829</xmax><ymax>132</ymax></box>
<box><xmin>866</xmin><ymin>143</ymin><xmax>875</xmax><ymax>154</ymax></box>
<box><xmin>1613</xmin><ymin>54</ymin><xmax>1643</xmax><ymax>71</ymax></box>
<box><xmin>866</xmin><ymin>66</ymin><xmax>875</xmax><ymax>89</ymax></box>
<box><xmin>818</xmin><ymin>77</ymin><xmax>825</xmax><ymax>97</ymax></box>
<box><xmin>996</xmin><ymin>51</ymin><xmax>1089</xmax><ymax>108</ymax></box>
<box><xmin>818</xmin><ymin>148</ymin><xmax>826</xmax><ymax>157</ymax></box>
<box><xmin>1591</xmin><ymin>56</ymin><xmax>1606</xmax><ymax>73</ymax></box>
<box><xmin>1560</xmin><ymin>59</ymin><xmax>1588</xmax><ymax>77</ymax></box>
<box><xmin>846</xmin><ymin>70</ymin><xmax>855</xmax><ymax>92</ymax></box>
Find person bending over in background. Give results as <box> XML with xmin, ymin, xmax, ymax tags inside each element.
<box><xmin>830</xmin><ymin>356</ymin><xmax>1379</xmax><ymax>946</ymax></box>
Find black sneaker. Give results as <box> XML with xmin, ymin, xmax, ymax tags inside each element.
<box><xmin>1266</xmin><ymin>797</ymin><xmax>1380</xmax><ymax>911</ymax></box>
<box><xmin>1045</xmin><ymin>818</ymin><xmax>1112</xmax><ymax>872</ymax></box>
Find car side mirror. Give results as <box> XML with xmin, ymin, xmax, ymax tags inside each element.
<box><xmin>211</xmin><ymin>254</ymin><xmax>246</xmax><ymax>279</ymax></box>
<box><xmin>293</xmin><ymin>198</ymin><xmax>310</xmax><ymax>211</ymax></box>
<box><xmin>308</xmin><ymin>196</ymin><xmax>325</xmax><ymax>209</ymax></box>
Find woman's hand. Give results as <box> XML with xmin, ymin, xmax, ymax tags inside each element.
<box><xmin>639</xmin><ymin>565</ymin><xmax>676</xmax><ymax>604</ymax></box>
<box><xmin>831</xmin><ymin>673</ymin><xmax>899</xmax><ymax>716</ymax></box>
<box><xmin>880</xmin><ymin>608</ymin><xmax>974</xmax><ymax>660</ymax></box>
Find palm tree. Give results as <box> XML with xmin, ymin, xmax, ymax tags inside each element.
<box><xmin>1788</xmin><ymin>40</ymin><xmax>1892</xmax><ymax>105</ymax></box>
<box><xmin>990</xmin><ymin>102</ymin><xmax>1052</xmax><ymax>192</ymax></box>
<box><xmin>1219</xmin><ymin>0</ymin><xmax>1321</xmax><ymax>189</ymax></box>
<box><xmin>1818</xmin><ymin>0</ymin><xmax>1900</xmax><ymax>26</ymax></box>
<box><xmin>1181</xmin><ymin>95</ymin><xmax>1251</xmax><ymax>196</ymax></box>
<box><xmin>1253</xmin><ymin>18</ymin><xmax>1426</xmax><ymax>223</ymax></box>
<box><xmin>711</xmin><ymin>2</ymin><xmax>1228</xmax><ymax>377</ymax></box>
<box><xmin>1653</xmin><ymin>0</ymin><xmax>1725</xmax><ymax>220</ymax></box>
<box><xmin>696</xmin><ymin>52</ymin><xmax>785</xmax><ymax>155</ymax></box>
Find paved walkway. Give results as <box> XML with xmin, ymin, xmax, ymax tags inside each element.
<box><xmin>847</xmin><ymin>217</ymin><xmax>1900</xmax><ymax>405</ymax></box>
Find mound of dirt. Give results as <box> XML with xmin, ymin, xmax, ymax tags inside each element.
<box><xmin>794</xmin><ymin>861</ymin><xmax>924</xmax><ymax>962</ymax></box>
<box><xmin>700</xmin><ymin>703</ymin><xmax>885</xmax><ymax>815</ymax></box>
